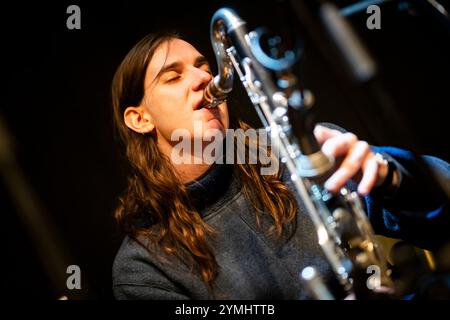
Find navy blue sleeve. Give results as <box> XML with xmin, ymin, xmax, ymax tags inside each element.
<box><xmin>364</xmin><ymin>146</ymin><xmax>450</xmax><ymax>250</ymax></box>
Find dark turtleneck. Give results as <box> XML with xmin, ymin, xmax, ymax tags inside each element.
<box><xmin>185</xmin><ymin>163</ymin><xmax>240</xmax><ymax>216</ymax></box>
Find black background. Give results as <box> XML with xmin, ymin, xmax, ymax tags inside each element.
<box><xmin>3</xmin><ymin>0</ymin><xmax>450</xmax><ymax>299</ymax></box>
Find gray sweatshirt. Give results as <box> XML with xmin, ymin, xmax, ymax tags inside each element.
<box><xmin>112</xmin><ymin>148</ymin><xmax>450</xmax><ymax>299</ymax></box>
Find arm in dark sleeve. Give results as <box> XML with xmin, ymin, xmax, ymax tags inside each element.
<box><xmin>365</xmin><ymin>146</ymin><xmax>450</xmax><ymax>250</ymax></box>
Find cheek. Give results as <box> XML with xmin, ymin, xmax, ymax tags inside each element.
<box><xmin>147</xmin><ymin>90</ymin><xmax>190</xmax><ymax>121</ymax></box>
<box><xmin>153</xmin><ymin>111</ymin><xmax>192</xmax><ymax>136</ymax></box>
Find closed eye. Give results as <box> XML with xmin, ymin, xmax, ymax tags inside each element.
<box><xmin>166</xmin><ymin>75</ymin><xmax>181</xmax><ymax>83</ymax></box>
<box><xmin>199</xmin><ymin>64</ymin><xmax>212</xmax><ymax>76</ymax></box>
<box><xmin>163</xmin><ymin>70</ymin><xmax>181</xmax><ymax>83</ymax></box>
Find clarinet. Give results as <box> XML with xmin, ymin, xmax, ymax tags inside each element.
<box><xmin>203</xmin><ymin>7</ymin><xmax>393</xmax><ymax>299</ymax></box>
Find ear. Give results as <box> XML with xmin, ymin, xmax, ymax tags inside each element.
<box><xmin>123</xmin><ymin>106</ymin><xmax>155</xmax><ymax>134</ymax></box>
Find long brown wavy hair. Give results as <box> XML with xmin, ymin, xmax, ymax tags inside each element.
<box><xmin>111</xmin><ymin>31</ymin><xmax>298</xmax><ymax>291</ymax></box>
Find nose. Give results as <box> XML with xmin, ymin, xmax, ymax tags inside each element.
<box><xmin>191</xmin><ymin>68</ymin><xmax>212</xmax><ymax>92</ymax></box>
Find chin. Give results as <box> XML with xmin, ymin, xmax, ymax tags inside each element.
<box><xmin>191</xmin><ymin>112</ymin><xmax>228</xmax><ymax>138</ymax></box>
<box><xmin>205</xmin><ymin>118</ymin><xmax>225</xmax><ymax>132</ymax></box>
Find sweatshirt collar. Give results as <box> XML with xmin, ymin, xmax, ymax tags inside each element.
<box><xmin>186</xmin><ymin>163</ymin><xmax>241</xmax><ymax>216</ymax></box>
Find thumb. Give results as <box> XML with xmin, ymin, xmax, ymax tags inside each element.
<box><xmin>314</xmin><ymin>125</ymin><xmax>342</xmax><ymax>145</ymax></box>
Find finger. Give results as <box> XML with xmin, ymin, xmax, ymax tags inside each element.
<box><xmin>357</xmin><ymin>154</ymin><xmax>379</xmax><ymax>195</ymax></box>
<box><xmin>324</xmin><ymin>140</ymin><xmax>370</xmax><ymax>192</ymax></box>
<box><xmin>313</xmin><ymin>125</ymin><xmax>343</xmax><ymax>145</ymax></box>
<box><xmin>321</xmin><ymin>132</ymin><xmax>358</xmax><ymax>158</ymax></box>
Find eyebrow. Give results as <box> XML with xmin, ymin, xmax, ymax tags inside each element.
<box><xmin>194</xmin><ymin>56</ymin><xmax>210</xmax><ymax>68</ymax></box>
<box><xmin>153</xmin><ymin>56</ymin><xmax>210</xmax><ymax>83</ymax></box>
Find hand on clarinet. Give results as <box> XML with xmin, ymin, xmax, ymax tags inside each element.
<box><xmin>313</xmin><ymin>125</ymin><xmax>390</xmax><ymax>196</ymax></box>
